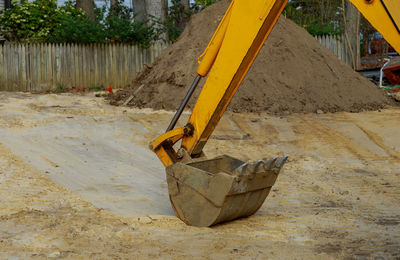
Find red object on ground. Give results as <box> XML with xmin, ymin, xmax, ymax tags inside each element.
<box><xmin>383</xmin><ymin>57</ymin><xmax>400</xmax><ymax>85</ymax></box>
<box><xmin>107</xmin><ymin>87</ymin><xmax>113</xmax><ymax>93</ymax></box>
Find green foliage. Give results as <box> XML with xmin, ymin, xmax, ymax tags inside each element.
<box><xmin>104</xmin><ymin>5</ymin><xmax>134</xmax><ymax>43</ymax></box>
<box><xmin>0</xmin><ymin>0</ymin><xmax>164</xmax><ymax>47</ymax></box>
<box><xmin>51</xmin><ymin>3</ymin><xmax>105</xmax><ymax>44</ymax></box>
<box><xmin>103</xmin><ymin>1</ymin><xmax>161</xmax><ymax>47</ymax></box>
<box><xmin>305</xmin><ymin>19</ymin><xmax>341</xmax><ymax>36</ymax></box>
<box><xmin>0</xmin><ymin>0</ymin><xmax>84</xmax><ymax>42</ymax></box>
<box><xmin>193</xmin><ymin>0</ymin><xmax>219</xmax><ymax>9</ymax></box>
<box><xmin>163</xmin><ymin>18</ymin><xmax>182</xmax><ymax>43</ymax></box>
<box><xmin>90</xmin><ymin>85</ymin><xmax>101</xmax><ymax>91</ymax></box>
<box><xmin>55</xmin><ymin>84</ymin><xmax>65</xmax><ymax>92</ymax></box>
<box><xmin>162</xmin><ymin>0</ymin><xmax>192</xmax><ymax>42</ymax></box>
<box><xmin>283</xmin><ymin>0</ymin><xmax>343</xmax><ymax>36</ymax></box>
<box><xmin>129</xmin><ymin>18</ymin><xmax>162</xmax><ymax>48</ymax></box>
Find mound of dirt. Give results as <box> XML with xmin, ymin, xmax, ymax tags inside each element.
<box><xmin>110</xmin><ymin>0</ymin><xmax>393</xmax><ymax>114</ymax></box>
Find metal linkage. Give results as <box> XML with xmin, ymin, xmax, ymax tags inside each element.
<box><xmin>166</xmin><ymin>75</ymin><xmax>202</xmax><ymax>132</ymax></box>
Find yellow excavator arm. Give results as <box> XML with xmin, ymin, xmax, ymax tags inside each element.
<box><xmin>149</xmin><ymin>0</ymin><xmax>400</xmax><ymax>227</ymax></box>
<box><xmin>151</xmin><ymin>0</ymin><xmax>288</xmax><ymax>166</ymax></box>
<box><xmin>350</xmin><ymin>0</ymin><xmax>399</xmax><ymax>54</ymax></box>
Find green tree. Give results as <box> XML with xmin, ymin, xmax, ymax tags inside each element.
<box><xmin>283</xmin><ymin>0</ymin><xmax>343</xmax><ymax>36</ymax></box>
<box><xmin>0</xmin><ymin>0</ymin><xmax>85</xmax><ymax>42</ymax></box>
<box><xmin>194</xmin><ymin>0</ymin><xmax>218</xmax><ymax>9</ymax></box>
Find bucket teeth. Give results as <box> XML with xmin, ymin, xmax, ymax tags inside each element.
<box><xmin>264</xmin><ymin>157</ymin><xmax>278</xmax><ymax>171</ymax></box>
<box><xmin>233</xmin><ymin>156</ymin><xmax>288</xmax><ymax>180</ymax></box>
<box><xmin>233</xmin><ymin>163</ymin><xmax>248</xmax><ymax>180</ymax></box>
<box><xmin>274</xmin><ymin>155</ymin><xmax>288</xmax><ymax>169</ymax></box>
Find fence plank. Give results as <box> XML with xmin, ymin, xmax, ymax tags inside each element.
<box><xmin>28</xmin><ymin>44</ymin><xmax>33</xmax><ymax>91</ymax></box>
<box><xmin>51</xmin><ymin>43</ymin><xmax>55</xmax><ymax>89</ymax></box>
<box><xmin>100</xmin><ymin>44</ymin><xmax>104</xmax><ymax>88</ymax></box>
<box><xmin>93</xmin><ymin>44</ymin><xmax>97</xmax><ymax>88</ymax></box>
<box><xmin>6</xmin><ymin>44</ymin><xmax>10</xmax><ymax>91</ymax></box>
<box><xmin>81</xmin><ymin>44</ymin><xmax>85</xmax><ymax>87</ymax></box>
<box><xmin>0</xmin><ymin>42</ymin><xmax>167</xmax><ymax>92</ymax></box>
<box><xmin>41</xmin><ymin>43</ymin><xmax>46</xmax><ymax>90</ymax></box>
<box><xmin>6</xmin><ymin>44</ymin><xmax>10</xmax><ymax>90</ymax></box>
<box><xmin>86</xmin><ymin>44</ymin><xmax>90</xmax><ymax>88</ymax></box>
<box><xmin>314</xmin><ymin>34</ymin><xmax>351</xmax><ymax>66</ymax></box>
<box><xmin>2</xmin><ymin>44</ymin><xmax>7</xmax><ymax>90</ymax></box>
<box><xmin>4</xmin><ymin>44</ymin><xmax>12</xmax><ymax>90</ymax></box>
<box><xmin>76</xmin><ymin>44</ymin><xmax>81</xmax><ymax>87</ymax></box>
<box><xmin>20</xmin><ymin>44</ymin><xmax>26</xmax><ymax>91</ymax></box>
<box><xmin>111</xmin><ymin>43</ymin><xmax>116</xmax><ymax>88</ymax></box>
<box><xmin>36</xmin><ymin>43</ymin><xmax>40</xmax><ymax>90</ymax></box>
<box><xmin>60</xmin><ymin>43</ymin><xmax>65</xmax><ymax>88</ymax></box>
<box><xmin>32</xmin><ymin>44</ymin><xmax>37</xmax><ymax>91</ymax></box>
<box><xmin>48</xmin><ymin>43</ymin><xmax>53</xmax><ymax>89</ymax></box>
<box><xmin>118</xmin><ymin>44</ymin><xmax>123</xmax><ymax>88</ymax></box>
<box><xmin>123</xmin><ymin>44</ymin><xmax>128</xmax><ymax>87</ymax></box>
<box><xmin>0</xmin><ymin>44</ymin><xmax>4</xmax><ymax>90</ymax></box>
<box><xmin>55</xmin><ymin>44</ymin><xmax>59</xmax><ymax>87</ymax></box>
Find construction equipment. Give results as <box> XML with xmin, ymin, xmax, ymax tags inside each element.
<box><xmin>382</xmin><ymin>57</ymin><xmax>400</xmax><ymax>88</ymax></box>
<box><xmin>150</xmin><ymin>0</ymin><xmax>400</xmax><ymax>227</ymax></box>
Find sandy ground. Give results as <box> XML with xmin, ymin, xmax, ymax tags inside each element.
<box><xmin>0</xmin><ymin>92</ymin><xmax>399</xmax><ymax>259</ymax></box>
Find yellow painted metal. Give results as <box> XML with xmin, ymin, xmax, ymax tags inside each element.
<box><xmin>154</xmin><ymin>146</ymin><xmax>175</xmax><ymax>167</ymax></box>
<box><xmin>196</xmin><ymin>1</ymin><xmax>234</xmax><ymax>77</ymax></box>
<box><xmin>182</xmin><ymin>0</ymin><xmax>288</xmax><ymax>156</ymax></box>
<box><xmin>349</xmin><ymin>0</ymin><xmax>400</xmax><ymax>53</ymax></box>
<box><xmin>150</xmin><ymin>127</ymin><xmax>185</xmax><ymax>151</ymax></box>
<box><xmin>150</xmin><ymin>127</ymin><xmax>185</xmax><ymax>167</ymax></box>
<box><xmin>380</xmin><ymin>0</ymin><xmax>400</xmax><ymax>30</ymax></box>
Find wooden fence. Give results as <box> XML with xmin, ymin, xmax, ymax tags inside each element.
<box><xmin>1</xmin><ymin>36</ymin><xmax>355</xmax><ymax>92</ymax></box>
<box><xmin>0</xmin><ymin>42</ymin><xmax>167</xmax><ymax>92</ymax></box>
<box><xmin>315</xmin><ymin>34</ymin><xmax>354</xmax><ymax>67</ymax></box>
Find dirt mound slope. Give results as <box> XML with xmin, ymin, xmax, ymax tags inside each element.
<box><xmin>110</xmin><ymin>0</ymin><xmax>393</xmax><ymax>114</ymax></box>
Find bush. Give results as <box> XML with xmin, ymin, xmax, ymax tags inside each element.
<box><xmin>103</xmin><ymin>2</ymin><xmax>161</xmax><ymax>47</ymax></box>
<box><xmin>51</xmin><ymin>3</ymin><xmax>105</xmax><ymax>44</ymax></box>
<box><xmin>161</xmin><ymin>0</ymin><xmax>194</xmax><ymax>42</ymax></box>
<box><xmin>283</xmin><ymin>1</ymin><xmax>343</xmax><ymax>36</ymax></box>
<box><xmin>0</xmin><ymin>0</ymin><xmax>165</xmax><ymax>47</ymax></box>
<box><xmin>193</xmin><ymin>0</ymin><xmax>219</xmax><ymax>9</ymax></box>
<box><xmin>1</xmin><ymin>0</ymin><xmax>62</xmax><ymax>42</ymax></box>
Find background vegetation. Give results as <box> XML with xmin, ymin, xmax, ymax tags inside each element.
<box><xmin>0</xmin><ymin>0</ymin><xmax>378</xmax><ymax>56</ymax></box>
<box><xmin>0</xmin><ymin>0</ymin><xmax>187</xmax><ymax>47</ymax></box>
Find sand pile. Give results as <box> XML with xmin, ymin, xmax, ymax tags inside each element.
<box><xmin>110</xmin><ymin>0</ymin><xmax>393</xmax><ymax>114</ymax></box>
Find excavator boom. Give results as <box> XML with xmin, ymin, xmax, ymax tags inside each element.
<box><xmin>350</xmin><ymin>0</ymin><xmax>399</xmax><ymax>54</ymax></box>
<box><xmin>150</xmin><ymin>0</ymin><xmax>400</xmax><ymax>227</ymax></box>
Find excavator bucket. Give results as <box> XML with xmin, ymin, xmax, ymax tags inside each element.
<box><xmin>166</xmin><ymin>155</ymin><xmax>288</xmax><ymax>227</ymax></box>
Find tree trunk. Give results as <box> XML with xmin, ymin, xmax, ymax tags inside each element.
<box><xmin>181</xmin><ymin>0</ymin><xmax>190</xmax><ymax>11</ymax></box>
<box><xmin>363</xmin><ymin>29</ymin><xmax>370</xmax><ymax>56</ymax></box>
<box><xmin>345</xmin><ymin>0</ymin><xmax>361</xmax><ymax>70</ymax></box>
<box><xmin>110</xmin><ymin>0</ymin><xmax>120</xmax><ymax>15</ymax></box>
<box><xmin>137</xmin><ymin>0</ymin><xmax>166</xmax><ymax>22</ymax></box>
<box><xmin>76</xmin><ymin>0</ymin><xmax>95</xmax><ymax>20</ymax></box>
<box><xmin>132</xmin><ymin>0</ymin><xmax>147</xmax><ymax>22</ymax></box>
<box><xmin>110</xmin><ymin>0</ymin><xmax>118</xmax><ymax>9</ymax></box>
